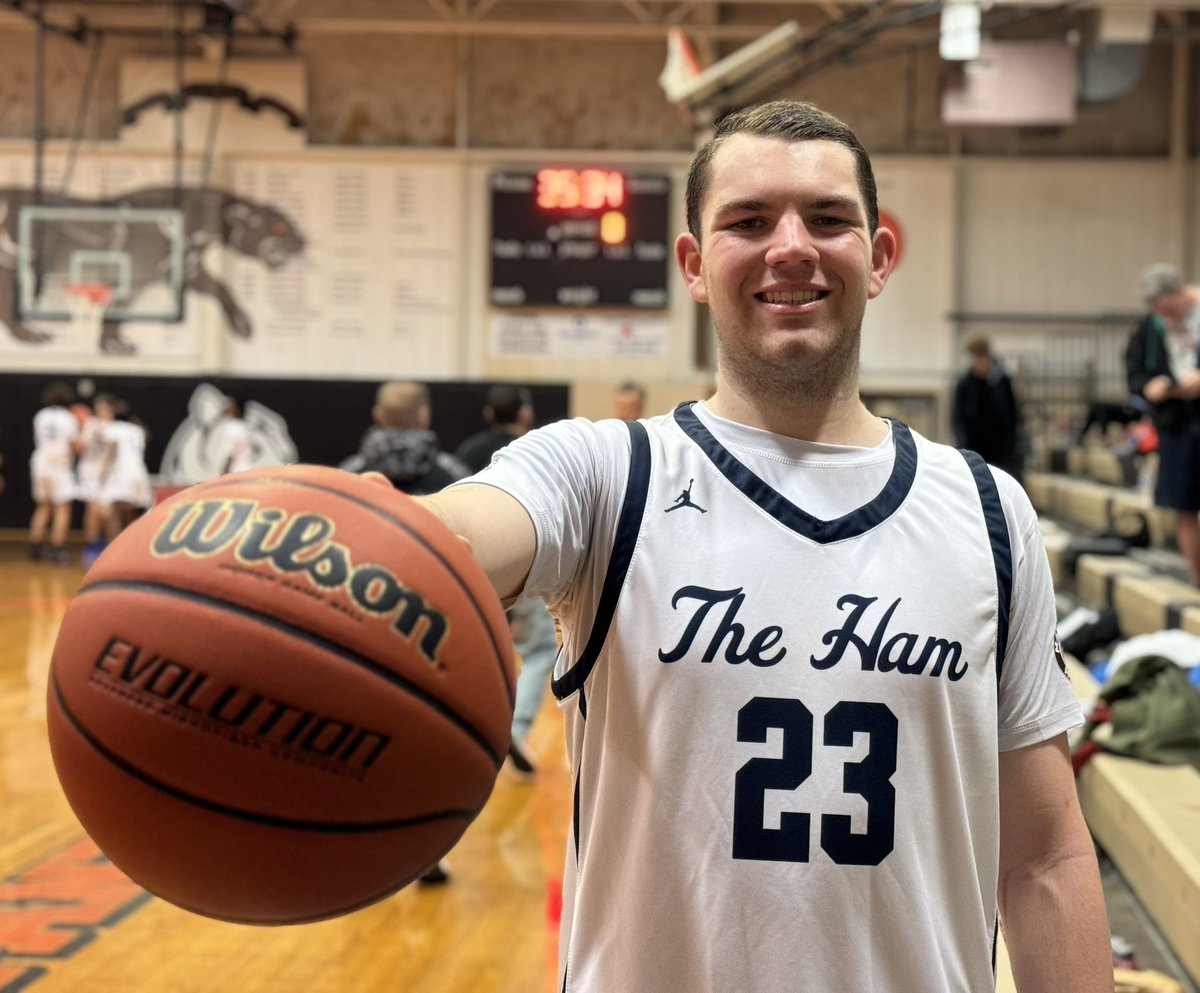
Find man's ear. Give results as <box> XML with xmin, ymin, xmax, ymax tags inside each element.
<box><xmin>868</xmin><ymin>225</ymin><xmax>898</xmax><ymax>300</ymax></box>
<box><xmin>675</xmin><ymin>232</ymin><xmax>708</xmax><ymax>304</ymax></box>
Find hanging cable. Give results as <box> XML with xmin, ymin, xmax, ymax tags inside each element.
<box><xmin>200</xmin><ymin>30</ymin><xmax>233</xmax><ymax>190</ymax></box>
<box><xmin>60</xmin><ymin>28</ymin><xmax>106</xmax><ymax>196</ymax></box>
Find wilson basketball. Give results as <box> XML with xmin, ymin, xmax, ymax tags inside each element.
<box><xmin>46</xmin><ymin>464</ymin><xmax>515</xmax><ymax>925</ymax></box>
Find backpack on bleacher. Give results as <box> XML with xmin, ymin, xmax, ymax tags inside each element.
<box><xmin>1108</xmin><ymin>507</ymin><xmax>1151</xmax><ymax>549</ymax></box>
<box><xmin>1077</xmin><ymin>655</ymin><xmax>1200</xmax><ymax>771</ymax></box>
<box><xmin>1059</xmin><ymin>606</ymin><xmax>1120</xmax><ymax>658</ymax></box>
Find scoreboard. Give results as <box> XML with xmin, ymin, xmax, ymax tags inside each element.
<box><xmin>489</xmin><ymin>168</ymin><xmax>671</xmax><ymax>309</ymax></box>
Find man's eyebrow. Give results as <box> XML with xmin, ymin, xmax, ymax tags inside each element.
<box><xmin>711</xmin><ymin>198</ymin><xmax>769</xmax><ymax>217</ymax></box>
<box><xmin>710</xmin><ymin>194</ymin><xmax>864</xmax><ymax>218</ymax></box>
<box><xmin>810</xmin><ymin>195</ymin><xmax>862</xmax><ymax>214</ymax></box>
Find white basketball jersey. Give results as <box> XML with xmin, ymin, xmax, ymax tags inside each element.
<box><xmin>473</xmin><ymin>403</ymin><xmax>1081</xmax><ymax>993</ymax></box>
<box><xmin>31</xmin><ymin>406</ymin><xmax>78</xmax><ymax>471</ymax></box>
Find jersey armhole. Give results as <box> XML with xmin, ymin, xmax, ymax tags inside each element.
<box><xmin>551</xmin><ymin>420</ymin><xmax>651</xmax><ymax>701</ymax></box>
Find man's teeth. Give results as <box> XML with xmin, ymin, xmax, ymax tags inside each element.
<box><xmin>761</xmin><ymin>290</ymin><xmax>821</xmax><ymax>304</ymax></box>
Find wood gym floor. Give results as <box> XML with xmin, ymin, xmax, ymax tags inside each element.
<box><xmin>0</xmin><ymin>545</ymin><xmax>568</xmax><ymax>993</ymax></box>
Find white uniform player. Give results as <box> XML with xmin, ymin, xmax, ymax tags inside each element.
<box><xmin>99</xmin><ymin>418</ymin><xmax>153</xmax><ymax>511</ymax></box>
<box><xmin>76</xmin><ymin>410</ymin><xmax>111</xmax><ymax>506</ymax></box>
<box><xmin>471</xmin><ymin>403</ymin><xmax>1081</xmax><ymax>993</ymax></box>
<box><xmin>30</xmin><ymin>404</ymin><xmax>79</xmax><ymax>505</ymax></box>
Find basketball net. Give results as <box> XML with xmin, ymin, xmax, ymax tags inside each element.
<box><xmin>65</xmin><ymin>283</ymin><xmax>114</xmax><ymax>340</ymax></box>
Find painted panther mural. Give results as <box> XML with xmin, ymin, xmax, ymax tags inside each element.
<box><xmin>0</xmin><ymin>186</ymin><xmax>306</xmax><ymax>354</ymax></box>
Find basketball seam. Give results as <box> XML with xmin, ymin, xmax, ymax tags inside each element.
<box><xmin>75</xmin><ymin>578</ymin><xmax>505</xmax><ymax>768</ymax></box>
<box><xmin>157</xmin><ymin>472</ymin><xmax>517</xmax><ymax>708</ymax></box>
<box><xmin>51</xmin><ymin>670</ymin><xmax>480</xmax><ymax>834</ymax></box>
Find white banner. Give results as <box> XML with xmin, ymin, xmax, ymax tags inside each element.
<box><xmin>490</xmin><ymin>313</ymin><xmax>670</xmax><ymax>359</ymax></box>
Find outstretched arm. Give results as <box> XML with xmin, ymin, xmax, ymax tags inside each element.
<box><xmin>415</xmin><ymin>483</ymin><xmax>538</xmax><ymax>605</ymax></box>
<box><xmin>998</xmin><ymin>733</ymin><xmax>1111</xmax><ymax>993</ymax></box>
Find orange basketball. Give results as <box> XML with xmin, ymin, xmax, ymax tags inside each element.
<box><xmin>46</xmin><ymin>464</ymin><xmax>515</xmax><ymax>925</ymax></box>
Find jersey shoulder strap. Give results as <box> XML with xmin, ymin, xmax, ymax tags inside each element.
<box><xmin>958</xmin><ymin>449</ymin><xmax>1013</xmax><ymax>683</ymax></box>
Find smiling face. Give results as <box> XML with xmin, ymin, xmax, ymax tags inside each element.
<box><xmin>675</xmin><ymin>133</ymin><xmax>896</xmax><ymax>415</ymax></box>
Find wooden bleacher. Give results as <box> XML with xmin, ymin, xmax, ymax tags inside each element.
<box><xmin>1026</xmin><ymin>441</ymin><xmax>1200</xmax><ymax>990</ymax></box>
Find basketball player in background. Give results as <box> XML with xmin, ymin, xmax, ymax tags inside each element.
<box><xmin>28</xmin><ymin>381</ymin><xmax>80</xmax><ymax>565</ymax></box>
<box><xmin>210</xmin><ymin>393</ymin><xmax>256</xmax><ymax>475</ymax></box>
<box><xmin>96</xmin><ymin>398</ymin><xmax>154</xmax><ymax>541</ymax></box>
<box><xmin>383</xmin><ymin>101</ymin><xmax>1110</xmax><ymax>991</ymax></box>
<box><xmin>77</xmin><ymin>393</ymin><xmax>117</xmax><ymax>568</ymax></box>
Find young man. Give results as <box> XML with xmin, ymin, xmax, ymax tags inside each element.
<box><xmin>953</xmin><ymin>335</ymin><xmax>1025</xmax><ymax>484</ymax></box>
<box><xmin>405</xmin><ymin>101</ymin><xmax>1110</xmax><ymax>991</ymax></box>
<box><xmin>453</xmin><ymin>383</ymin><xmax>536</xmax><ymax>473</ymax></box>
<box><xmin>340</xmin><ymin>381</ymin><xmax>467</xmax><ymax>495</ymax></box>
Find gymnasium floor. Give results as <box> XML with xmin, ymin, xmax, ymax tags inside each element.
<box><xmin>0</xmin><ymin>545</ymin><xmax>568</xmax><ymax>993</ymax></box>
<box><xmin>1</xmin><ymin>542</ymin><xmax>1196</xmax><ymax>993</ymax></box>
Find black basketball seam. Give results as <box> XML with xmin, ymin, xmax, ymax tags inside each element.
<box><xmin>143</xmin><ymin>472</ymin><xmax>516</xmax><ymax>708</ymax></box>
<box><xmin>51</xmin><ymin>670</ymin><xmax>480</xmax><ymax>834</ymax></box>
<box><xmin>74</xmin><ymin>578</ymin><xmax>504</xmax><ymax>768</ymax></box>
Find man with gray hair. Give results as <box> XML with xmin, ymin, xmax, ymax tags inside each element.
<box><xmin>1126</xmin><ymin>262</ymin><xmax>1200</xmax><ymax>584</ymax></box>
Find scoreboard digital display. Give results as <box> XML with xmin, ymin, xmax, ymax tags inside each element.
<box><xmin>490</xmin><ymin>169</ymin><xmax>671</xmax><ymax>309</ymax></box>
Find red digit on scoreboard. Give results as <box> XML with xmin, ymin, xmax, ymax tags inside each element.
<box><xmin>536</xmin><ymin>169</ymin><xmax>625</xmax><ymax>211</ymax></box>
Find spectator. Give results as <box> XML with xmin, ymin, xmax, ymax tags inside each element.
<box><xmin>1125</xmin><ymin>262</ymin><xmax>1200</xmax><ymax>584</ymax></box>
<box><xmin>340</xmin><ymin>381</ymin><xmax>467</xmax><ymax>495</ymax></box>
<box><xmin>612</xmin><ymin>380</ymin><xmax>646</xmax><ymax>421</ymax></box>
<box><xmin>952</xmin><ymin>335</ymin><xmax>1025</xmax><ymax>483</ymax></box>
<box><xmin>454</xmin><ymin>384</ymin><xmax>535</xmax><ymax>473</ymax></box>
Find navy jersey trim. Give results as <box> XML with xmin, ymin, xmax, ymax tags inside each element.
<box><xmin>572</xmin><ymin>695</ymin><xmax>586</xmax><ymax>857</ymax></box>
<box><xmin>551</xmin><ymin>419</ymin><xmax>652</xmax><ymax>700</ymax></box>
<box><xmin>673</xmin><ymin>404</ymin><xmax>918</xmax><ymax>543</ymax></box>
<box><xmin>961</xmin><ymin>450</ymin><xmax>1013</xmax><ymax>683</ymax></box>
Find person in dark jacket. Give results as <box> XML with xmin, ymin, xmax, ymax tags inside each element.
<box><xmin>952</xmin><ymin>335</ymin><xmax>1024</xmax><ymax>484</ymax></box>
<box><xmin>340</xmin><ymin>381</ymin><xmax>467</xmax><ymax>496</ymax></box>
<box><xmin>1125</xmin><ymin>262</ymin><xmax>1200</xmax><ymax>584</ymax></box>
<box><xmin>453</xmin><ymin>384</ymin><xmax>535</xmax><ymax>473</ymax></box>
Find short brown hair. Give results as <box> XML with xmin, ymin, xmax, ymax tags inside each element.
<box><xmin>965</xmin><ymin>335</ymin><xmax>991</xmax><ymax>358</ymax></box>
<box><xmin>375</xmin><ymin>381</ymin><xmax>429</xmax><ymax>428</ymax></box>
<box><xmin>685</xmin><ymin>100</ymin><xmax>879</xmax><ymax>240</ymax></box>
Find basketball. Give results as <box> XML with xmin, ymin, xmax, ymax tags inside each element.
<box><xmin>46</xmin><ymin>463</ymin><xmax>516</xmax><ymax>925</ymax></box>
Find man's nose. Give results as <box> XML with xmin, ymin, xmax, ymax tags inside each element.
<box><xmin>764</xmin><ymin>214</ymin><xmax>818</xmax><ymax>266</ymax></box>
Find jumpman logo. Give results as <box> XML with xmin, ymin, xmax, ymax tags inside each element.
<box><xmin>665</xmin><ymin>479</ymin><xmax>707</xmax><ymax>514</ymax></box>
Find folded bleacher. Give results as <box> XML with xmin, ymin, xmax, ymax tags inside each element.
<box><xmin>1027</xmin><ymin>439</ymin><xmax>1200</xmax><ymax>989</ymax></box>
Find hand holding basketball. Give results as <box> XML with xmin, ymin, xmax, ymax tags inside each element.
<box><xmin>47</xmin><ymin>464</ymin><xmax>515</xmax><ymax>924</ymax></box>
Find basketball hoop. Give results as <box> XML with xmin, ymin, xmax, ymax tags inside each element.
<box><xmin>65</xmin><ymin>283</ymin><xmax>114</xmax><ymax>341</ymax></box>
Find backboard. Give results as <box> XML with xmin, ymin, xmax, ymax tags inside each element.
<box><xmin>17</xmin><ymin>205</ymin><xmax>187</xmax><ymax>322</ymax></box>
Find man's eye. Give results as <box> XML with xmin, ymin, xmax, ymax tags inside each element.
<box><xmin>728</xmin><ymin>217</ymin><xmax>764</xmax><ymax>230</ymax></box>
